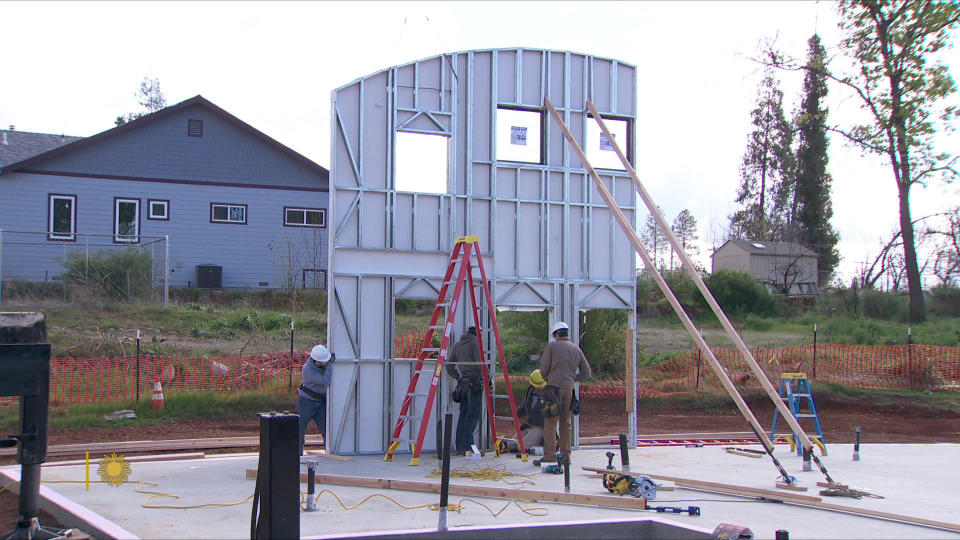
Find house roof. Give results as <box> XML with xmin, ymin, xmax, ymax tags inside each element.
<box><xmin>0</xmin><ymin>130</ymin><xmax>83</xmax><ymax>168</ymax></box>
<box><xmin>0</xmin><ymin>95</ymin><xmax>327</xmax><ymax>176</ymax></box>
<box><xmin>715</xmin><ymin>238</ymin><xmax>818</xmax><ymax>258</ymax></box>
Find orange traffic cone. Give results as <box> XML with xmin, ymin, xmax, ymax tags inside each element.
<box><xmin>151</xmin><ymin>377</ymin><xmax>165</xmax><ymax>410</ymax></box>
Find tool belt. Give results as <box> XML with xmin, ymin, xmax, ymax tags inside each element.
<box><xmin>299</xmin><ymin>385</ymin><xmax>326</xmax><ymax>400</ymax></box>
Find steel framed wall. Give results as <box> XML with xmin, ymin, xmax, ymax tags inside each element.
<box><xmin>329</xmin><ymin>48</ymin><xmax>638</xmax><ymax>455</ymax></box>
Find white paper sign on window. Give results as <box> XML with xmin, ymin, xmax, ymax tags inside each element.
<box><xmin>599</xmin><ymin>132</ymin><xmax>616</xmax><ymax>151</ymax></box>
<box><xmin>586</xmin><ymin>117</ymin><xmax>629</xmax><ymax>170</ymax></box>
<box><xmin>510</xmin><ymin>126</ymin><xmax>528</xmax><ymax>146</ymax></box>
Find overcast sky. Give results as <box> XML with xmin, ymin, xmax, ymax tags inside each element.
<box><xmin>2</xmin><ymin>1</ymin><xmax>958</xmax><ymax>283</ymax></box>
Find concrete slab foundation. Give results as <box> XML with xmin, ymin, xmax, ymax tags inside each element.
<box><xmin>2</xmin><ymin>443</ymin><xmax>957</xmax><ymax>539</ymax></box>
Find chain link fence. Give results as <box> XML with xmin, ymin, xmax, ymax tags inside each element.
<box><xmin>0</xmin><ymin>230</ymin><xmax>168</xmax><ymax>307</ymax></box>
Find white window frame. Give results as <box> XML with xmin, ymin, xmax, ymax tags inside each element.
<box><xmin>284</xmin><ymin>207</ymin><xmax>326</xmax><ymax>228</ymax></box>
<box><xmin>114</xmin><ymin>198</ymin><xmax>140</xmax><ymax>244</ymax></box>
<box><xmin>148</xmin><ymin>199</ymin><xmax>169</xmax><ymax>220</ymax></box>
<box><xmin>48</xmin><ymin>194</ymin><xmax>76</xmax><ymax>241</ymax></box>
<box><xmin>211</xmin><ymin>203</ymin><xmax>247</xmax><ymax>224</ymax></box>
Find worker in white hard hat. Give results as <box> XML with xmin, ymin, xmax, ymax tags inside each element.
<box><xmin>534</xmin><ymin>321</ymin><xmax>591</xmax><ymax>468</ymax></box>
<box><xmin>298</xmin><ymin>344</ymin><xmax>335</xmax><ymax>455</ymax></box>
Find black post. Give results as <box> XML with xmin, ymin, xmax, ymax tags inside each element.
<box><xmin>618</xmin><ymin>433</ymin><xmax>631</xmax><ymax>472</ymax></box>
<box><xmin>438</xmin><ymin>412</ymin><xmax>453</xmax><ymax>531</ymax></box>
<box><xmin>255</xmin><ymin>413</ymin><xmax>299</xmax><ymax>539</ymax></box>
<box><xmin>695</xmin><ymin>348</ymin><xmax>701</xmax><ymax>390</ymax></box>
<box><xmin>562</xmin><ymin>453</ymin><xmax>571</xmax><ymax>493</ymax></box>
<box><xmin>853</xmin><ymin>425</ymin><xmax>861</xmax><ymax>461</ymax></box>
<box><xmin>775</xmin><ymin>530</ymin><xmax>790</xmax><ymax>540</ymax></box>
<box><xmin>812</xmin><ymin>324</ymin><xmax>817</xmax><ymax>380</ymax></box>
<box><xmin>135</xmin><ymin>330</ymin><xmax>142</xmax><ymax>403</ymax></box>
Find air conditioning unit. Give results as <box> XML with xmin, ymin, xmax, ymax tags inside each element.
<box><xmin>196</xmin><ymin>265</ymin><xmax>222</xmax><ymax>289</ymax></box>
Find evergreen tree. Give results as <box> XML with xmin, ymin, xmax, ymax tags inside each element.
<box><xmin>729</xmin><ymin>68</ymin><xmax>796</xmax><ymax>241</ymax></box>
<box><xmin>794</xmin><ymin>34</ymin><xmax>840</xmax><ymax>286</ymax></box>
<box><xmin>115</xmin><ymin>77</ymin><xmax>168</xmax><ymax>126</ymax></box>
<box><xmin>641</xmin><ymin>207</ymin><xmax>667</xmax><ymax>271</ymax></box>
<box><xmin>671</xmin><ymin>209</ymin><xmax>700</xmax><ymax>269</ymax></box>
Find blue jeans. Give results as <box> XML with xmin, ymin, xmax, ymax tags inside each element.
<box><xmin>455</xmin><ymin>389</ymin><xmax>483</xmax><ymax>452</ymax></box>
<box><xmin>297</xmin><ymin>394</ymin><xmax>326</xmax><ymax>455</ymax></box>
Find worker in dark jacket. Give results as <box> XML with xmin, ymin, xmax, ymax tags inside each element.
<box><xmin>508</xmin><ymin>369</ymin><xmax>547</xmax><ymax>452</ymax></box>
<box><xmin>445</xmin><ymin>327</ymin><xmax>485</xmax><ymax>454</ymax></box>
<box><xmin>298</xmin><ymin>344</ymin><xmax>335</xmax><ymax>456</ymax></box>
<box><xmin>535</xmin><ymin>321</ymin><xmax>591</xmax><ymax>466</ymax></box>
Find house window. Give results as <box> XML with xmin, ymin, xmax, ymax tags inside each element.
<box><xmin>284</xmin><ymin>207</ymin><xmax>326</xmax><ymax>228</ymax></box>
<box><xmin>114</xmin><ymin>198</ymin><xmax>140</xmax><ymax>243</ymax></box>
<box><xmin>48</xmin><ymin>194</ymin><xmax>76</xmax><ymax>241</ymax></box>
<box><xmin>148</xmin><ymin>199</ymin><xmax>169</xmax><ymax>221</ymax></box>
<box><xmin>302</xmin><ymin>269</ymin><xmax>326</xmax><ymax>289</ymax></box>
<box><xmin>211</xmin><ymin>203</ymin><xmax>247</xmax><ymax>224</ymax></box>
<box><xmin>188</xmin><ymin>119</ymin><xmax>203</xmax><ymax>137</ymax></box>
<box><xmin>395</xmin><ymin>132</ymin><xmax>449</xmax><ymax>193</ymax></box>
<box><xmin>496</xmin><ymin>107</ymin><xmax>542</xmax><ymax>163</ymax></box>
<box><xmin>586</xmin><ymin>115</ymin><xmax>629</xmax><ymax>170</ymax></box>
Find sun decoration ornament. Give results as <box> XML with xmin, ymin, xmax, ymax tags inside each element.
<box><xmin>98</xmin><ymin>453</ymin><xmax>132</xmax><ymax>487</ymax></box>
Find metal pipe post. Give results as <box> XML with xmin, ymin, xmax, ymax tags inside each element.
<box><xmin>618</xmin><ymin>433</ymin><xmax>631</xmax><ymax>472</ymax></box>
<box><xmin>305</xmin><ymin>459</ymin><xmax>317</xmax><ymax>512</ymax></box>
<box><xmin>438</xmin><ymin>412</ymin><xmax>453</xmax><ymax>531</ymax></box>
<box><xmin>136</xmin><ymin>330</ymin><xmax>141</xmax><ymax>403</ymax></box>
<box><xmin>812</xmin><ymin>324</ymin><xmax>817</xmax><ymax>380</ymax></box>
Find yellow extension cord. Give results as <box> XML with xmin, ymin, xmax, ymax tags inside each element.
<box><xmin>1</xmin><ymin>462</ymin><xmax>550</xmax><ymax>517</ymax></box>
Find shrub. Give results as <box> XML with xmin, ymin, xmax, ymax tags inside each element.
<box><xmin>929</xmin><ymin>286</ymin><xmax>960</xmax><ymax>317</ymax></box>
<box><xmin>704</xmin><ymin>270</ymin><xmax>775</xmax><ymax>318</ymax></box>
<box><xmin>579</xmin><ymin>309</ymin><xmax>628</xmax><ymax>378</ymax></box>
<box><xmin>59</xmin><ymin>248</ymin><xmax>155</xmax><ymax>302</ymax></box>
<box><xmin>861</xmin><ymin>289</ymin><xmax>909</xmax><ymax>321</ymax></box>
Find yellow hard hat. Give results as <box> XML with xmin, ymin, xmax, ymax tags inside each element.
<box><xmin>529</xmin><ymin>369</ymin><xmax>546</xmax><ymax>388</ymax></box>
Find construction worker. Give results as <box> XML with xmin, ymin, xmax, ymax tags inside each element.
<box><xmin>535</xmin><ymin>321</ymin><xmax>591</xmax><ymax>467</ymax></box>
<box><xmin>445</xmin><ymin>326</ymin><xmax>484</xmax><ymax>455</ymax></box>
<box><xmin>298</xmin><ymin>344</ymin><xmax>335</xmax><ymax>456</ymax></box>
<box><xmin>508</xmin><ymin>369</ymin><xmax>547</xmax><ymax>452</ymax></box>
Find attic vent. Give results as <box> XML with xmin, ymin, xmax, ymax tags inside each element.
<box><xmin>187</xmin><ymin>119</ymin><xmax>203</xmax><ymax>137</ymax></box>
<box><xmin>752</xmin><ymin>242</ymin><xmax>766</xmax><ymax>249</ymax></box>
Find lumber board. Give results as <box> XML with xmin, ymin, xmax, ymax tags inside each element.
<box><xmin>582</xmin><ymin>466</ymin><xmax>821</xmax><ymax>504</ymax></box>
<box><xmin>775</xmin><ymin>483</ymin><xmax>809</xmax><ymax>492</ymax></box>
<box><xmin>302</xmin><ymin>451</ymin><xmax>353</xmax><ymax>462</ymax></box>
<box><xmin>726</xmin><ymin>449</ymin><xmax>763</xmax><ymax>459</ymax></box>
<box><xmin>582</xmin><ymin>466</ymin><xmax>960</xmax><ymax>533</ymax></box>
<box><xmin>43</xmin><ymin>452</ymin><xmax>206</xmax><ymax>467</ymax></box>
<box><xmin>245</xmin><ymin>470</ymin><xmax>649</xmax><ymax>510</ymax></box>
<box><xmin>0</xmin><ymin>436</ymin><xmax>324</xmax><ymax>458</ymax></box>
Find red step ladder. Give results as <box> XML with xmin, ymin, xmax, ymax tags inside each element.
<box><xmin>384</xmin><ymin>236</ymin><xmax>528</xmax><ymax>465</ymax></box>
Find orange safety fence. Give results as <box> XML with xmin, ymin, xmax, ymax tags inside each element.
<box><xmin>580</xmin><ymin>343</ymin><xmax>960</xmax><ymax>399</ymax></box>
<box><xmin>0</xmin><ymin>350</ymin><xmax>312</xmax><ymax>409</ymax></box>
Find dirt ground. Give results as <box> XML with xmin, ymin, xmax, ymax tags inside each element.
<box><xmin>1</xmin><ymin>396</ymin><xmax>957</xmax><ymax>533</ymax></box>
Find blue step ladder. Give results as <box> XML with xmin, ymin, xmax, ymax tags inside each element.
<box><xmin>771</xmin><ymin>372</ymin><xmax>827</xmax><ymax>456</ymax></box>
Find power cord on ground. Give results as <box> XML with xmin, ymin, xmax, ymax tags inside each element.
<box><xmin>306</xmin><ymin>489</ymin><xmax>548</xmax><ymax>517</ymax></box>
<box><xmin>425</xmin><ymin>463</ymin><xmax>537</xmax><ymax>487</ymax></box>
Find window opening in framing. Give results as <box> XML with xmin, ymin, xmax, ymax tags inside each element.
<box><xmin>48</xmin><ymin>194</ymin><xmax>76</xmax><ymax>241</ymax></box>
<box><xmin>395</xmin><ymin>131</ymin><xmax>449</xmax><ymax>194</ymax></box>
<box><xmin>586</xmin><ymin>115</ymin><xmax>629</xmax><ymax>170</ymax></box>
<box><xmin>114</xmin><ymin>198</ymin><xmax>140</xmax><ymax>244</ymax></box>
<box><xmin>211</xmin><ymin>203</ymin><xmax>247</xmax><ymax>224</ymax></box>
<box><xmin>496</xmin><ymin>107</ymin><xmax>542</xmax><ymax>164</ymax></box>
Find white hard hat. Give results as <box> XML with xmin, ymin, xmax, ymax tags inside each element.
<box><xmin>550</xmin><ymin>321</ymin><xmax>569</xmax><ymax>335</ymax></box>
<box><xmin>310</xmin><ymin>344</ymin><xmax>332</xmax><ymax>364</ymax></box>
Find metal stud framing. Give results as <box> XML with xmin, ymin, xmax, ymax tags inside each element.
<box><xmin>329</xmin><ymin>48</ymin><xmax>639</xmax><ymax>455</ymax></box>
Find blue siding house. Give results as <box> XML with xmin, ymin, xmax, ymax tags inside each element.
<box><xmin>0</xmin><ymin>95</ymin><xmax>329</xmax><ymax>291</ymax></box>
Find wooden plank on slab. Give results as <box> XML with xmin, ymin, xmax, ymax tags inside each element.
<box><xmin>0</xmin><ymin>436</ymin><xmax>324</xmax><ymax>458</ymax></box>
<box><xmin>582</xmin><ymin>466</ymin><xmax>820</xmax><ymax>503</ymax></box>
<box><xmin>302</xmin><ymin>451</ymin><xmax>353</xmax><ymax>462</ymax></box>
<box><xmin>44</xmin><ymin>452</ymin><xmax>206</xmax><ymax>467</ymax></box>
<box><xmin>245</xmin><ymin>470</ymin><xmax>649</xmax><ymax>510</ymax></box>
<box><xmin>582</xmin><ymin>466</ymin><xmax>960</xmax><ymax>534</ymax></box>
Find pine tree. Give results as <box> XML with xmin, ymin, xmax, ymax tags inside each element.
<box><xmin>729</xmin><ymin>68</ymin><xmax>795</xmax><ymax>241</ymax></box>
<box><xmin>671</xmin><ymin>209</ymin><xmax>700</xmax><ymax>269</ymax></box>
<box><xmin>794</xmin><ymin>34</ymin><xmax>839</xmax><ymax>285</ymax></box>
<box><xmin>641</xmin><ymin>207</ymin><xmax>667</xmax><ymax>270</ymax></box>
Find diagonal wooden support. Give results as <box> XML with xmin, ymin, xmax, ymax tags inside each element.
<box><xmin>580</xmin><ymin>99</ymin><xmax>815</xmax><ymax>454</ymax></box>
<box><xmin>544</xmin><ymin>97</ymin><xmax>775</xmax><ymax>453</ymax></box>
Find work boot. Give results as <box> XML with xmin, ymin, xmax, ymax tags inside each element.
<box><xmin>532</xmin><ymin>458</ymin><xmax>555</xmax><ymax>467</ymax></box>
